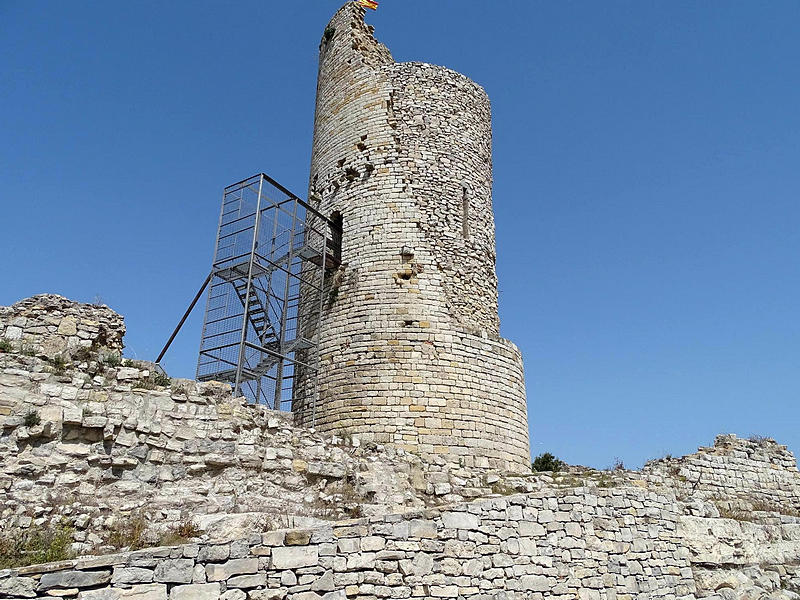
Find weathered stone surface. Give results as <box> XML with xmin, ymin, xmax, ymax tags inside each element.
<box><xmin>196</xmin><ymin>545</ymin><xmax>229</xmax><ymax>562</ymax></box>
<box><xmin>111</xmin><ymin>567</ymin><xmax>154</xmax><ymax>585</ymax></box>
<box><xmin>226</xmin><ymin>573</ymin><xmax>266</xmax><ymax>588</ymax></box>
<box><xmin>38</xmin><ymin>570</ymin><xmax>111</xmax><ymax>590</ymax></box>
<box><xmin>247</xmin><ymin>590</ymin><xmax>287</xmax><ymax>600</ymax></box>
<box><xmin>521</xmin><ymin>575</ymin><xmax>551</xmax><ymax>592</ymax></box>
<box><xmin>0</xmin><ymin>576</ymin><xmax>36</xmax><ymax>598</ymax></box>
<box><xmin>284</xmin><ymin>530</ymin><xmax>311</xmax><ymax>546</ymax></box>
<box><xmin>120</xmin><ymin>585</ymin><xmax>168</xmax><ymax>600</ymax></box>
<box><xmin>441</xmin><ymin>511</ymin><xmax>479</xmax><ymax>530</ymax></box>
<box><xmin>310</xmin><ymin>571</ymin><xmax>334</xmax><ymax>592</ymax></box>
<box><xmin>205</xmin><ymin>558</ymin><xmax>258</xmax><ymax>581</ymax></box>
<box><xmin>168</xmin><ymin>583</ymin><xmax>219</xmax><ymax>600</ymax></box>
<box><xmin>153</xmin><ymin>559</ymin><xmax>193</xmax><ymax>583</ymax></box>
<box><xmin>271</xmin><ymin>546</ymin><xmax>318</xmax><ymax>569</ymax></box>
<box><xmin>77</xmin><ymin>589</ymin><xmax>120</xmax><ymax>600</ymax></box>
<box><xmin>77</xmin><ymin>585</ymin><xmax>167</xmax><ymax>600</ymax></box>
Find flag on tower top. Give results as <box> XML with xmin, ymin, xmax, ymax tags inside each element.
<box><xmin>357</xmin><ymin>0</ymin><xmax>379</xmax><ymax>10</ymax></box>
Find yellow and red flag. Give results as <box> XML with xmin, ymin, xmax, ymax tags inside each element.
<box><xmin>357</xmin><ymin>0</ymin><xmax>379</xmax><ymax>10</ymax></box>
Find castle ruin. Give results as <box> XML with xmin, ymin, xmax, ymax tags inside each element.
<box><xmin>2</xmin><ymin>294</ymin><xmax>800</xmax><ymax>599</ymax></box>
<box><xmin>0</xmin><ymin>4</ymin><xmax>798</xmax><ymax>600</ymax></box>
<box><xmin>293</xmin><ymin>3</ymin><xmax>530</xmax><ymax>472</ymax></box>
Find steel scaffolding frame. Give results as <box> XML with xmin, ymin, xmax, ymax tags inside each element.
<box><xmin>158</xmin><ymin>173</ymin><xmax>339</xmax><ymax>412</ymax></box>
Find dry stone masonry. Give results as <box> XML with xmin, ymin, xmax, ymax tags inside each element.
<box><xmin>0</xmin><ymin>295</ymin><xmax>124</xmax><ymax>362</ymax></box>
<box><xmin>0</xmin><ymin>297</ymin><xmax>532</xmax><ymax>553</ymax></box>
<box><xmin>0</xmin><ymin>488</ymin><xmax>699</xmax><ymax>600</ymax></box>
<box><xmin>1</xmin><ymin>477</ymin><xmax>799</xmax><ymax>600</ymax></box>
<box><xmin>1</xmin><ymin>294</ymin><xmax>800</xmax><ymax>599</ymax></box>
<box><xmin>293</xmin><ymin>2</ymin><xmax>530</xmax><ymax>472</ymax></box>
<box><xmin>640</xmin><ymin>435</ymin><xmax>800</xmax><ymax>514</ymax></box>
<box><xmin>1</xmin><ymin>4</ymin><xmax>799</xmax><ymax>599</ymax></box>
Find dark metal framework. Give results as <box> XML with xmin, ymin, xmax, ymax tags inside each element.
<box><xmin>192</xmin><ymin>173</ymin><xmax>340</xmax><ymax>411</ymax></box>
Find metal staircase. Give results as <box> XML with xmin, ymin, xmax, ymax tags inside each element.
<box><xmin>191</xmin><ymin>173</ymin><xmax>341</xmax><ymax>411</ymax></box>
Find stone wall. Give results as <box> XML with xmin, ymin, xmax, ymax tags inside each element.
<box><xmin>2</xmin><ymin>296</ymin><xmax>800</xmax><ymax>599</ymax></box>
<box><xmin>294</xmin><ymin>2</ymin><xmax>530</xmax><ymax>472</ymax></box>
<box><xmin>0</xmin><ymin>295</ymin><xmax>535</xmax><ymax>556</ymax></box>
<box><xmin>0</xmin><ymin>487</ymin><xmax>698</xmax><ymax>600</ymax></box>
<box><xmin>0</xmin><ymin>349</ymin><xmax>488</xmax><ymax>554</ymax></box>
<box><xmin>3</xmin><ymin>459</ymin><xmax>800</xmax><ymax>600</ymax></box>
<box><xmin>391</xmin><ymin>61</ymin><xmax>498</xmax><ymax>336</ymax></box>
<box><xmin>641</xmin><ymin>434</ymin><xmax>800</xmax><ymax>512</ymax></box>
<box><xmin>681</xmin><ymin>514</ymin><xmax>800</xmax><ymax>597</ymax></box>
<box><xmin>0</xmin><ymin>295</ymin><xmax>124</xmax><ymax>361</ymax></box>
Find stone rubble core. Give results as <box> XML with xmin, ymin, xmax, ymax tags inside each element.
<box><xmin>2</xmin><ymin>297</ymin><xmax>800</xmax><ymax>598</ymax></box>
<box><xmin>292</xmin><ymin>2</ymin><xmax>530</xmax><ymax>471</ymax></box>
<box><xmin>0</xmin><ymin>294</ymin><xmax>124</xmax><ymax>362</ymax></box>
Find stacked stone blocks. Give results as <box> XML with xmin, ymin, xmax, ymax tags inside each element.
<box><xmin>2</xmin><ymin>295</ymin><xmax>800</xmax><ymax>599</ymax></box>
<box><xmin>0</xmin><ymin>295</ymin><xmax>124</xmax><ymax>363</ymax></box>
<box><xmin>0</xmin><ymin>487</ymin><xmax>699</xmax><ymax>600</ymax></box>
<box><xmin>294</xmin><ymin>2</ymin><xmax>530</xmax><ymax>472</ymax></box>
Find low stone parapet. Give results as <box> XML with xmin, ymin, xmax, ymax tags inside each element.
<box><xmin>641</xmin><ymin>434</ymin><xmax>800</xmax><ymax>512</ymax></box>
<box><xmin>0</xmin><ymin>486</ymin><xmax>697</xmax><ymax>599</ymax></box>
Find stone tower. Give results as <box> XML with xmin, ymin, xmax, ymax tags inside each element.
<box><xmin>294</xmin><ymin>2</ymin><xmax>530</xmax><ymax>471</ymax></box>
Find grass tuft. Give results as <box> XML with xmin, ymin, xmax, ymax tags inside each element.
<box><xmin>105</xmin><ymin>512</ymin><xmax>148</xmax><ymax>551</ymax></box>
<box><xmin>158</xmin><ymin>518</ymin><xmax>201</xmax><ymax>546</ymax></box>
<box><xmin>135</xmin><ymin>372</ymin><xmax>171</xmax><ymax>390</ymax></box>
<box><xmin>23</xmin><ymin>410</ymin><xmax>41</xmax><ymax>428</ymax></box>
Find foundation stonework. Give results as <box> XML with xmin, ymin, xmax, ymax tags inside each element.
<box><xmin>293</xmin><ymin>2</ymin><xmax>530</xmax><ymax>471</ymax></box>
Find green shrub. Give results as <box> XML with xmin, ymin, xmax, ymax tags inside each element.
<box><xmin>0</xmin><ymin>339</ymin><xmax>12</xmax><ymax>353</ymax></box>
<box><xmin>323</xmin><ymin>26</ymin><xmax>336</xmax><ymax>42</ymax></box>
<box><xmin>49</xmin><ymin>354</ymin><xmax>67</xmax><ymax>375</ymax></box>
<box><xmin>23</xmin><ymin>410</ymin><xmax>41</xmax><ymax>428</ymax></box>
<box><xmin>152</xmin><ymin>372</ymin><xmax>170</xmax><ymax>386</ymax></box>
<box><xmin>0</xmin><ymin>521</ymin><xmax>75</xmax><ymax>568</ymax></box>
<box><xmin>532</xmin><ymin>452</ymin><xmax>566</xmax><ymax>473</ymax></box>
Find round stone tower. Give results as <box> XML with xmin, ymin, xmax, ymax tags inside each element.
<box><xmin>294</xmin><ymin>2</ymin><xmax>530</xmax><ymax>471</ymax></box>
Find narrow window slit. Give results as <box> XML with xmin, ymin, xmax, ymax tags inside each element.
<box><xmin>462</xmin><ymin>187</ymin><xmax>470</xmax><ymax>240</ymax></box>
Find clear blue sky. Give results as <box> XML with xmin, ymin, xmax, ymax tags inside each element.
<box><xmin>2</xmin><ymin>1</ymin><xmax>798</xmax><ymax>469</ymax></box>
